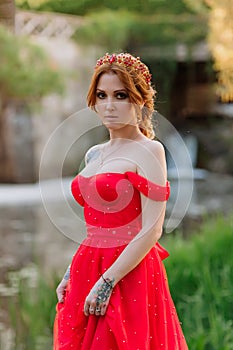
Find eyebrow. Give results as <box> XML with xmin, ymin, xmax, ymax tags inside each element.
<box><xmin>96</xmin><ymin>88</ymin><xmax>127</xmax><ymax>92</ymax></box>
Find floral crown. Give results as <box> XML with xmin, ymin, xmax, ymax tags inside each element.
<box><xmin>95</xmin><ymin>53</ymin><xmax>152</xmax><ymax>87</ymax></box>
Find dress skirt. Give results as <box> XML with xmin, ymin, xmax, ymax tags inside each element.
<box><xmin>53</xmin><ymin>241</ymin><xmax>188</xmax><ymax>350</ymax></box>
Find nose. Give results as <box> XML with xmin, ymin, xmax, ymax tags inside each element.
<box><xmin>105</xmin><ymin>97</ymin><xmax>115</xmax><ymax>111</ymax></box>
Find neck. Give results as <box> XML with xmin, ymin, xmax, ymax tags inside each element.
<box><xmin>109</xmin><ymin>125</ymin><xmax>142</xmax><ymax>142</ymax></box>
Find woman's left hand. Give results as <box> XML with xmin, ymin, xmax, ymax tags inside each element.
<box><xmin>84</xmin><ymin>276</ymin><xmax>115</xmax><ymax>316</ymax></box>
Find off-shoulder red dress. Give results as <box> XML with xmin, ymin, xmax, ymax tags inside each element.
<box><xmin>53</xmin><ymin>172</ymin><xmax>188</xmax><ymax>349</ymax></box>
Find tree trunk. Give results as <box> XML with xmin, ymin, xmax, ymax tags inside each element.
<box><xmin>0</xmin><ymin>0</ymin><xmax>17</xmax><ymax>182</ymax></box>
<box><xmin>0</xmin><ymin>99</ymin><xmax>36</xmax><ymax>183</ymax></box>
<box><xmin>0</xmin><ymin>99</ymin><xmax>15</xmax><ymax>182</ymax></box>
<box><xmin>0</xmin><ymin>0</ymin><xmax>15</xmax><ymax>31</ymax></box>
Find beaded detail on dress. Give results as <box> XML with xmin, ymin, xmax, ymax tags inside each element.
<box><xmin>53</xmin><ymin>172</ymin><xmax>189</xmax><ymax>350</ymax></box>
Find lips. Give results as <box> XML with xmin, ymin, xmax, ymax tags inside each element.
<box><xmin>104</xmin><ymin>116</ymin><xmax>119</xmax><ymax>122</ymax></box>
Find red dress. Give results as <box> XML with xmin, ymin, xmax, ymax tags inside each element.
<box><xmin>54</xmin><ymin>172</ymin><xmax>188</xmax><ymax>349</ymax></box>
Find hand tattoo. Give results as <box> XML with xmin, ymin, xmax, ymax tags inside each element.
<box><xmin>95</xmin><ymin>277</ymin><xmax>115</xmax><ymax>305</ymax></box>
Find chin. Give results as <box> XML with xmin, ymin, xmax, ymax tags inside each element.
<box><xmin>104</xmin><ymin>122</ymin><xmax>125</xmax><ymax>130</ymax></box>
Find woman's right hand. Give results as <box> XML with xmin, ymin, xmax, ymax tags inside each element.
<box><xmin>56</xmin><ymin>278</ymin><xmax>68</xmax><ymax>303</ymax></box>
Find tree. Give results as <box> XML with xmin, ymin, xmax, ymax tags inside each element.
<box><xmin>16</xmin><ymin>0</ymin><xmax>192</xmax><ymax>16</ymax></box>
<box><xmin>0</xmin><ymin>25</ymin><xmax>64</xmax><ymax>182</ymax></box>
<box><xmin>206</xmin><ymin>0</ymin><xmax>233</xmax><ymax>102</ymax></box>
<box><xmin>0</xmin><ymin>0</ymin><xmax>15</xmax><ymax>30</ymax></box>
<box><xmin>184</xmin><ymin>0</ymin><xmax>233</xmax><ymax>102</ymax></box>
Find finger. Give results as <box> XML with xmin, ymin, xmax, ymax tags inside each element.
<box><xmin>95</xmin><ymin>304</ymin><xmax>101</xmax><ymax>316</ymax></box>
<box><xmin>101</xmin><ymin>303</ymin><xmax>107</xmax><ymax>316</ymax></box>
<box><xmin>89</xmin><ymin>307</ymin><xmax>94</xmax><ymax>315</ymax></box>
<box><xmin>84</xmin><ymin>301</ymin><xmax>90</xmax><ymax>316</ymax></box>
<box><xmin>95</xmin><ymin>308</ymin><xmax>101</xmax><ymax>316</ymax></box>
<box><xmin>89</xmin><ymin>300</ymin><xmax>96</xmax><ymax>315</ymax></box>
<box><xmin>57</xmin><ymin>289</ymin><xmax>65</xmax><ymax>303</ymax></box>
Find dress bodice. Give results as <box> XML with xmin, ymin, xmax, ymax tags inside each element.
<box><xmin>71</xmin><ymin>172</ymin><xmax>170</xmax><ymax>248</ymax></box>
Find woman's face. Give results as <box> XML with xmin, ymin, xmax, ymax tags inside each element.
<box><xmin>95</xmin><ymin>72</ymin><xmax>137</xmax><ymax>130</ymax></box>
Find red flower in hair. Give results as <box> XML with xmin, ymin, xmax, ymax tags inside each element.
<box><xmin>109</xmin><ymin>54</ymin><xmax>117</xmax><ymax>63</ymax></box>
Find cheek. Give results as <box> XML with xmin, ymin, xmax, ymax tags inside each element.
<box><xmin>120</xmin><ymin>105</ymin><xmax>137</xmax><ymax>125</ymax></box>
<box><xmin>127</xmin><ymin>104</ymin><xmax>137</xmax><ymax>119</ymax></box>
<box><xmin>119</xmin><ymin>102</ymin><xmax>135</xmax><ymax>114</ymax></box>
<box><xmin>95</xmin><ymin>102</ymin><xmax>105</xmax><ymax>115</ymax></box>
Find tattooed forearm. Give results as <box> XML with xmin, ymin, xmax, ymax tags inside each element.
<box><xmin>63</xmin><ymin>265</ymin><xmax>71</xmax><ymax>281</ymax></box>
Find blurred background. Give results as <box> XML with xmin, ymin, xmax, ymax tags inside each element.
<box><xmin>0</xmin><ymin>0</ymin><xmax>232</xmax><ymax>349</ymax></box>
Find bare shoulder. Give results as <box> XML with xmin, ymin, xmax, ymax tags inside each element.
<box><xmin>144</xmin><ymin>139</ymin><xmax>165</xmax><ymax>158</ymax></box>
<box><xmin>137</xmin><ymin>139</ymin><xmax>167</xmax><ymax>183</ymax></box>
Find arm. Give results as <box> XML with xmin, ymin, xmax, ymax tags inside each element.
<box><xmin>56</xmin><ymin>264</ymin><xmax>71</xmax><ymax>303</ymax></box>
<box><xmin>84</xmin><ymin>141</ymin><xmax>167</xmax><ymax>315</ymax></box>
<box><xmin>104</xmin><ymin>142</ymin><xmax>167</xmax><ymax>284</ymax></box>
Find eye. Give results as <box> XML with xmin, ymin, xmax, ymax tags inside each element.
<box><xmin>116</xmin><ymin>92</ymin><xmax>129</xmax><ymax>99</ymax></box>
<box><xmin>96</xmin><ymin>91</ymin><xmax>106</xmax><ymax>99</ymax></box>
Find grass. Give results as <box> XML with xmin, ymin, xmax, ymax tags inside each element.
<box><xmin>163</xmin><ymin>214</ymin><xmax>233</xmax><ymax>350</ymax></box>
<box><xmin>8</xmin><ymin>270</ymin><xmax>59</xmax><ymax>349</ymax></box>
<box><xmin>6</xmin><ymin>214</ymin><xmax>233</xmax><ymax>349</ymax></box>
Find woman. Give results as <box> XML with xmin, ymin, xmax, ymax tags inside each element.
<box><xmin>54</xmin><ymin>53</ymin><xmax>188</xmax><ymax>349</ymax></box>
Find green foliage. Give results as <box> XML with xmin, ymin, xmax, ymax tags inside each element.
<box><xmin>163</xmin><ymin>214</ymin><xmax>233</xmax><ymax>349</ymax></box>
<box><xmin>0</xmin><ymin>25</ymin><xmax>64</xmax><ymax>102</ymax></box>
<box><xmin>183</xmin><ymin>0</ymin><xmax>210</xmax><ymax>14</ymax></box>
<box><xmin>73</xmin><ymin>10</ymin><xmax>207</xmax><ymax>51</ymax></box>
<box><xmin>16</xmin><ymin>0</ymin><xmax>194</xmax><ymax>16</ymax></box>
<box><xmin>73</xmin><ymin>10</ymin><xmax>134</xmax><ymax>52</ymax></box>
<box><xmin>128</xmin><ymin>13</ymin><xmax>207</xmax><ymax>47</ymax></box>
<box><xmin>8</xmin><ymin>269</ymin><xmax>59</xmax><ymax>349</ymax></box>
